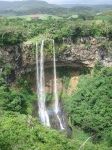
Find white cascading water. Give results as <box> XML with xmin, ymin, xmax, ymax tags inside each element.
<box><xmin>53</xmin><ymin>40</ymin><xmax>64</xmax><ymax>130</ymax></box>
<box><xmin>36</xmin><ymin>41</ymin><xmax>50</xmax><ymax>127</ymax></box>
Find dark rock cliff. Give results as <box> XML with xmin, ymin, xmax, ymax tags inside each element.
<box><xmin>0</xmin><ymin>37</ymin><xmax>112</xmax><ymax>80</ymax></box>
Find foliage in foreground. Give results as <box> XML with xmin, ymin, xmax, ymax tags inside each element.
<box><xmin>64</xmin><ymin>66</ymin><xmax>112</xmax><ymax>147</ymax></box>
<box><xmin>0</xmin><ymin>111</ymin><xmax>75</xmax><ymax>150</ymax></box>
<box><xmin>0</xmin><ymin>111</ymin><xmax>111</xmax><ymax>150</ymax></box>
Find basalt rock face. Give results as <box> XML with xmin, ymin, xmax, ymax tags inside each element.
<box><xmin>0</xmin><ymin>37</ymin><xmax>112</xmax><ymax>79</ymax></box>
<box><xmin>0</xmin><ymin>45</ymin><xmax>23</xmax><ymax>82</ymax></box>
<box><xmin>0</xmin><ymin>44</ymin><xmax>35</xmax><ymax>80</ymax></box>
<box><xmin>57</xmin><ymin>44</ymin><xmax>97</xmax><ymax>68</ymax></box>
<box><xmin>0</xmin><ymin>45</ymin><xmax>22</xmax><ymax>69</ymax></box>
<box><xmin>57</xmin><ymin>37</ymin><xmax>112</xmax><ymax>68</ymax></box>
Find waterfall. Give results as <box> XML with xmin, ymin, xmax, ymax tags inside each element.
<box><xmin>53</xmin><ymin>40</ymin><xmax>64</xmax><ymax>130</ymax></box>
<box><xmin>36</xmin><ymin>41</ymin><xmax>50</xmax><ymax>127</ymax></box>
<box><xmin>36</xmin><ymin>39</ymin><xmax>64</xmax><ymax>130</ymax></box>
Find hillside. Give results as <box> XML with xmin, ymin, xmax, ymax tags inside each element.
<box><xmin>0</xmin><ymin>0</ymin><xmax>112</xmax><ymax>16</ymax></box>
<box><xmin>0</xmin><ymin>0</ymin><xmax>61</xmax><ymax>15</ymax></box>
<box><xmin>0</xmin><ymin>0</ymin><xmax>57</xmax><ymax>11</ymax></box>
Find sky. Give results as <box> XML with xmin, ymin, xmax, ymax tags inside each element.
<box><xmin>2</xmin><ymin>0</ymin><xmax>112</xmax><ymax>4</ymax></box>
<box><xmin>46</xmin><ymin>0</ymin><xmax>112</xmax><ymax>4</ymax></box>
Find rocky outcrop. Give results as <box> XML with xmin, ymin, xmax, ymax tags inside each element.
<box><xmin>0</xmin><ymin>45</ymin><xmax>22</xmax><ymax>69</ymax></box>
<box><xmin>57</xmin><ymin>44</ymin><xmax>97</xmax><ymax>68</ymax></box>
<box><xmin>0</xmin><ymin>37</ymin><xmax>112</xmax><ymax>79</ymax></box>
<box><xmin>0</xmin><ymin>44</ymin><xmax>35</xmax><ymax>78</ymax></box>
<box><xmin>57</xmin><ymin>37</ymin><xmax>112</xmax><ymax>68</ymax></box>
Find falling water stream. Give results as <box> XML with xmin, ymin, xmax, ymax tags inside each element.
<box><xmin>53</xmin><ymin>40</ymin><xmax>64</xmax><ymax>130</ymax></box>
<box><xmin>36</xmin><ymin>39</ymin><xmax>64</xmax><ymax>130</ymax></box>
<box><xmin>36</xmin><ymin>40</ymin><xmax>50</xmax><ymax>127</ymax></box>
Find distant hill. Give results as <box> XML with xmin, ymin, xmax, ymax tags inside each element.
<box><xmin>60</xmin><ymin>4</ymin><xmax>112</xmax><ymax>10</ymax></box>
<box><xmin>60</xmin><ymin>4</ymin><xmax>112</xmax><ymax>16</ymax></box>
<box><xmin>0</xmin><ymin>0</ymin><xmax>112</xmax><ymax>16</ymax></box>
<box><xmin>0</xmin><ymin>0</ymin><xmax>57</xmax><ymax>11</ymax></box>
<box><xmin>0</xmin><ymin>0</ymin><xmax>61</xmax><ymax>15</ymax></box>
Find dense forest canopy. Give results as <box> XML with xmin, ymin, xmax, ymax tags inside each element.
<box><xmin>0</xmin><ymin>14</ymin><xmax>112</xmax><ymax>46</ymax></box>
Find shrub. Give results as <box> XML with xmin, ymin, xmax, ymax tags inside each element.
<box><xmin>64</xmin><ymin>67</ymin><xmax>112</xmax><ymax>144</ymax></box>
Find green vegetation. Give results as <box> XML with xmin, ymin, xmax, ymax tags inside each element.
<box><xmin>0</xmin><ymin>111</ymin><xmax>75</xmax><ymax>150</ymax></box>
<box><xmin>64</xmin><ymin>65</ymin><xmax>112</xmax><ymax>148</ymax></box>
<box><xmin>0</xmin><ymin>5</ymin><xmax>112</xmax><ymax>150</ymax></box>
<box><xmin>0</xmin><ymin>10</ymin><xmax>112</xmax><ymax>46</ymax></box>
<box><xmin>0</xmin><ymin>68</ymin><xmax>103</xmax><ymax>150</ymax></box>
<box><xmin>1</xmin><ymin>111</ymin><xmax>109</xmax><ymax>150</ymax></box>
<box><xmin>0</xmin><ymin>65</ymin><xmax>36</xmax><ymax>115</ymax></box>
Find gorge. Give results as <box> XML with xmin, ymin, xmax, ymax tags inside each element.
<box><xmin>0</xmin><ymin>16</ymin><xmax>112</xmax><ymax>150</ymax></box>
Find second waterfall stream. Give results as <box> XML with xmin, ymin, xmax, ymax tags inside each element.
<box><xmin>53</xmin><ymin>40</ymin><xmax>64</xmax><ymax>130</ymax></box>
<box><xmin>36</xmin><ymin>40</ymin><xmax>64</xmax><ymax>130</ymax></box>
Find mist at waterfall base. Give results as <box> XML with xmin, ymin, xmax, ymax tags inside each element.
<box><xmin>36</xmin><ymin>40</ymin><xmax>65</xmax><ymax>130</ymax></box>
